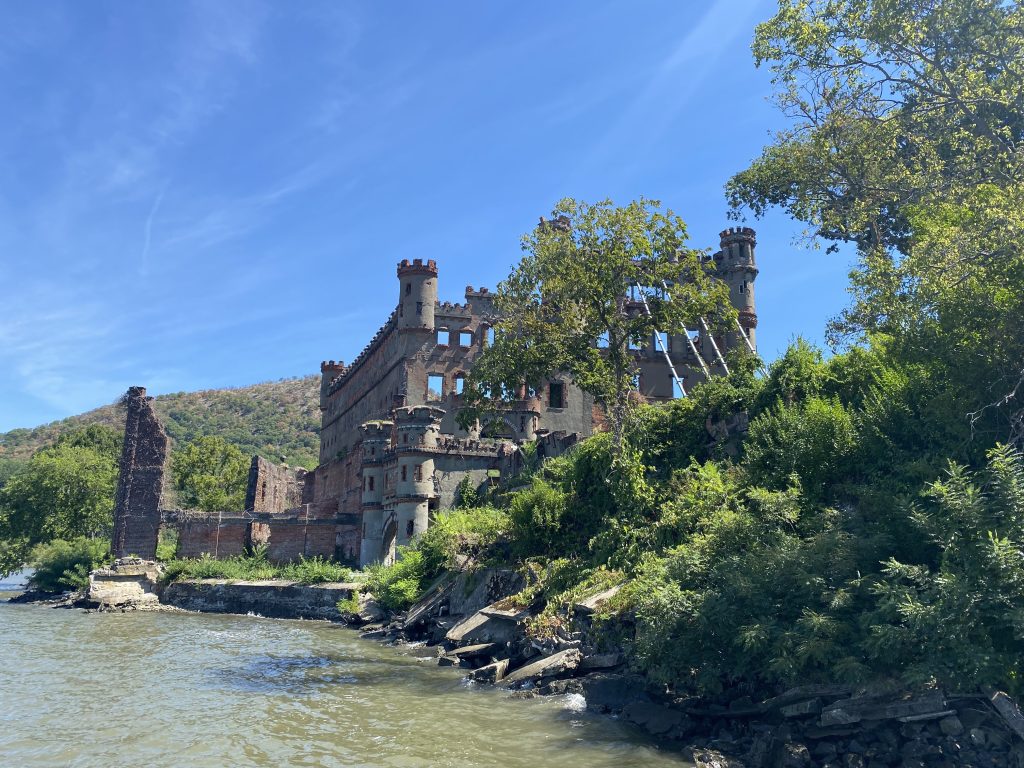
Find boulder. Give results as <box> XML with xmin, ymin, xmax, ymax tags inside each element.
<box><xmin>688</xmin><ymin>747</ymin><xmax>746</xmax><ymax>768</ymax></box>
<box><xmin>87</xmin><ymin>559</ymin><xmax>163</xmax><ymax>609</ymax></box>
<box><xmin>356</xmin><ymin>593</ymin><xmax>385</xmax><ymax>624</ymax></box>
<box><xmin>622</xmin><ymin>700</ymin><xmax>690</xmax><ymax>736</ymax></box>
<box><xmin>580</xmin><ymin>652</ymin><xmax>624</xmax><ymax>670</ymax></box>
<box><xmin>573</xmin><ymin>584</ymin><xmax>623</xmax><ymax>615</ymax></box>
<box><xmin>503</xmin><ymin>648</ymin><xmax>582</xmax><ymax>685</ymax></box>
<box><xmin>581</xmin><ymin>673</ymin><xmax>649</xmax><ymax>713</ymax></box>
<box><xmin>470</xmin><ymin>659</ymin><xmax>509</xmax><ymax>683</ymax></box>
<box><xmin>986</xmin><ymin>688</ymin><xmax>1024</xmax><ymax>742</ymax></box>
<box><xmin>445</xmin><ymin>611</ymin><xmax>519</xmax><ymax>645</ymax></box>
<box><xmin>450</xmin><ymin>643</ymin><xmax>498</xmax><ymax>659</ymax></box>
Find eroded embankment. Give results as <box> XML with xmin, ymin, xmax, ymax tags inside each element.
<box><xmin>83</xmin><ymin>560</ymin><xmax>1024</xmax><ymax>768</ymax></box>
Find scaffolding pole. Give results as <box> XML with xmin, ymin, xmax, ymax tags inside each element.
<box><xmin>633</xmin><ymin>283</ymin><xmax>686</xmax><ymax>397</ymax></box>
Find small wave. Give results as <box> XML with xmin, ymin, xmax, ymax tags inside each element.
<box><xmin>563</xmin><ymin>693</ymin><xmax>587</xmax><ymax>712</ymax></box>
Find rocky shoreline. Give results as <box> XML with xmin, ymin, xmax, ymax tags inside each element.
<box><xmin>346</xmin><ymin>567</ymin><xmax>1024</xmax><ymax>768</ymax></box>
<box><xmin>10</xmin><ymin>561</ymin><xmax>1024</xmax><ymax>768</ymax></box>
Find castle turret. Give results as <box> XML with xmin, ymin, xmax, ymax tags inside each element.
<box><xmin>397</xmin><ymin>259</ymin><xmax>438</xmax><ymax>332</ymax></box>
<box><xmin>392</xmin><ymin>405</ymin><xmax>444</xmax><ymax>547</ymax></box>
<box><xmin>358</xmin><ymin>420</ymin><xmax>392</xmax><ymax>566</ymax></box>
<box><xmin>718</xmin><ymin>227</ymin><xmax>759</xmax><ymax>351</ymax></box>
<box><xmin>319</xmin><ymin>360</ymin><xmax>345</xmax><ymax>411</ymax></box>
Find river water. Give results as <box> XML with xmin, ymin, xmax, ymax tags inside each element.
<box><xmin>0</xmin><ymin>572</ymin><xmax>687</xmax><ymax>767</ymax></box>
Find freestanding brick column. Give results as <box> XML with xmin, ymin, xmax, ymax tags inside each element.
<box><xmin>112</xmin><ymin>386</ymin><xmax>169</xmax><ymax>559</ymax></box>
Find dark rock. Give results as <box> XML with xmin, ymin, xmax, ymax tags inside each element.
<box><xmin>579</xmin><ymin>652</ymin><xmax>624</xmax><ymax>670</ymax></box>
<box><xmin>938</xmin><ymin>716</ymin><xmax>964</xmax><ymax>737</ymax></box>
<box><xmin>503</xmin><ymin>648</ymin><xmax>581</xmax><ymax>685</ymax></box>
<box><xmin>781</xmin><ymin>742</ymin><xmax>812</xmax><ymax>767</ymax></box>
<box><xmin>781</xmin><ymin>698</ymin><xmax>823</xmax><ymax>718</ymax></box>
<box><xmin>688</xmin><ymin>747</ymin><xmax>746</xmax><ymax>768</ymax></box>
<box><xmin>622</xmin><ymin>700</ymin><xmax>689</xmax><ymax>736</ymax></box>
<box><xmin>844</xmin><ymin>754</ymin><xmax>866</xmax><ymax>768</ymax></box>
<box><xmin>581</xmin><ymin>673</ymin><xmax>648</xmax><ymax>713</ymax></box>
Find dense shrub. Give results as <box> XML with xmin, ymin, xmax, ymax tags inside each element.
<box><xmin>363</xmin><ymin>549</ymin><xmax>427</xmax><ymax>612</ymax></box>
<box><xmin>27</xmin><ymin>537</ymin><xmax>111</xmax><ymax>593</ymax></box>
<box><xmin>417</xmin><ymin>505</ymin><xmax>509</xmax><ymax>576</ymax></box>
<box><xmin>161</xmin><ymin>550</ymin><xmax>350</xmax><ymax>585</ymax></box>
<box><xmin>866</xmin><ymin>445</ymin><xmax>1024</xmax><ymax>693</ymax></box>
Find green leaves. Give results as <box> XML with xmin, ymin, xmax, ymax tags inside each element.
<box><xmin>171</xmin><ymin>436</ymin><xmax>248</xmax><ymax>513</ymax></box>
<box><xmin>729</xmin><ymin>0</ymin><xmax>1024</xmax><ymax>444</ymax></box>
<box><xmin>0</xmin><ymin>426</ymin><xmax>120</xmax><ymax>576</ymax></box>
<box><xmin>461</xmin><ymin>197</ymin><xmax>732</xmax><ymax>454</ymax></box>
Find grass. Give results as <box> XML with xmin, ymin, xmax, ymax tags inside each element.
<box><xmin>162</xmin><ymin>549</ymin><xmax>351</xmax><ymax>585</ymax></box>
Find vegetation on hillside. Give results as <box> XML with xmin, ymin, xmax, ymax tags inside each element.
<box><xmin>0</xmin><ymin>376</ymin><xmax>321</xmax><ymax>476</ymax></box>
<box><xmin>364</xmin><ymin>0</ymin><xmax>1024</xmax><ymax>699</ymax></box>
<box><xmin>0</xmin><ymin>378</ymin><xmax>316</xmax><ymax>575</ymax></box>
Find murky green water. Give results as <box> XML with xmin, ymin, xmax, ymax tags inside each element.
<box><xmin>0</xmin><ymin>573</ymin><xmax>687</xmax><ymax>767</ymax></box>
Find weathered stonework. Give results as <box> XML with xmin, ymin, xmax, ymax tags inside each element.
<box><xmin>111</xmin><ymin>226</ymin><xmax>759</xmax><ymax>570</ymax></box>
<box><xmin>112</xmin><ymin>387</ymin><xmax>168</xmax><ymax>559</ymax></box>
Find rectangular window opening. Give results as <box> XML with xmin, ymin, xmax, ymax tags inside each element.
<box><xmin>401</xmin><ymin>465</ymin><xmax>407</xmax><ymax>481</ymax></box>
<box><xmin>427</xmin><ymin>374</ymin><xmax>444</xmax><ymax>400</ymax></box>
<box><xmin>486</xmin><ymin>327</ymin><xmax>496</xmax><ymax>346</ymax></box>
<box><xmin>459</xmin><ymin>331</ymin><xmax>473</xmax><ymax>347</ymax></box>
<box><xmin>454</xmin><ymin>376</ymin><xmax>465</xmax><ymax>395</ymax></box>
<box><xmin>414</xmin><ymin>464</ymin><xmax>423</xmax><ymax>482</ymax></box>
<box><xmin>437</xmin><ymin>329</ymin><xmax>450</xmax><ymax>345</ymax></box>
<box><xmin>416</xmin><ymin>301</ymin><xmax>423</xmax><ymax>315</ymax></box>
<box><xmin>548</xmin><ymin>381</ymin><xmax>565</xmax><ymax>409</ymax></box>
<box><xmin>597</xmin><ymin>331</ymin><xmax>609</xmax><ymax>349</ymax></box>
<box><xmin>655</xmin><ymin>331</ymin><xmax>669</xmax><ymax>351</ymax></box>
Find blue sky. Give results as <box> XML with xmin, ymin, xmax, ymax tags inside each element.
<box><xmin>0</xmin><ymin>1</ymin><xmax>854</xmax><ymax>432</ymax></box>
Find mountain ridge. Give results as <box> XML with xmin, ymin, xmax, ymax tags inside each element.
<box><xmin>0</xmin><ymin>376</ymin><xmax>321</xmax><ymax>480</ymax></box>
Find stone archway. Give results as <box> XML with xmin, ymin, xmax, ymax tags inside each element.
<box><xmin>480</xmin><ymin>418</ymin><xmax>516</xmax><ymax>440</ymax></box>
<box><xmin>382</xmin><ymin>515</ymin><xmax>398</xmax><ymax>566</ymax></box>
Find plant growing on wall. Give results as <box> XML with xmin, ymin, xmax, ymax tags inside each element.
<box><xmin>459</xmin><ymin>197</ymin><xmax>732</xmax><ymax>458</ymax></box>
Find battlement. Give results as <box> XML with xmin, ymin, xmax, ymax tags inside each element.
<box><xmin>393</xmin><ymin>404</ymin><xmax>446</xmax><ymax>424</ymax></box>
<box><xmin>359</xmin><ymin>420</ymin><xmax>394</xmax><ymax>438</ymax></box>
<box><xmin>320</xmin><ymin>359</ymin><xmax>346</xmax><ymax>373</ymax></box>
<box><xmin>328</xmin><ymin>308</ymin><xmax>398</xmax><ymax>395</ymax></box>
<box><xmin>437</xmin><ymin>301</ymin><xmax>472</xmax><ymax>315</ymax></box>
<box><xmin>719</xmin><ymin>226</ymin><xmax>756</xmax><ymax>245</ymax></box>
<box><xmin>397</xmin><ymin>258</ymin><xmax>438</xmax><ymax>276</ymax></box>
<box><xmin>465</xmin><ymin>285</ymin><xmax>493</xmax><ymax>299</ymax></box>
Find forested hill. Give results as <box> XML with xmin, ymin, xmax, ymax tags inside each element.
<box><xmin>0</xmin><ymin>376</ymin><xmax>321</xmax><ymax>479</ymax></box>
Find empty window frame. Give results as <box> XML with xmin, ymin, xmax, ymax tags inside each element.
<box><xmin>427</xmin><ymin>374</ymin><xmax>444</xmax><ymax>400</ymax></box>
<box><xmin>401</xmin><ymin>465</ymin><xmax>408</xmax><ymax>481</ymax></box>
<box><xmin>414</xmin><ymin>464</ymin><xmax>423</xmax><ymax>482</ymax></box>
<box><xmin>454</xmin><ymin>375</ymin><xmax>466</xmax><ymax>395</ymax></box>
<box><xmin>406</xmin><ymin>520</ymin><xmax>415</xmax><ymax>537</ymax></box>
<box><xmin>486</xmin><ymin>327</ymin><xmax>496</xmax><ymax>346</ymax></box>
<box><xmin>416</xmin><ymin>301</ymin><xmax>423</xmax><ymax>315</ymax></box>
<box><xmin>548</xmin><ymin>381</ymin><xmax>565</xmax><ymax>409</ymax></box>
<box><xmin>436</xmin><ymin>329</ymin><xmax>450</xmax><ymax>345</ymax></box>
<box><xmin>654</xmin><ymin>331</ymin><xmax>670</xmax><ymax>351</ymax></box>
<box><xmin>459</xmin><ymin>330</ymin><xmax>473</xmax><ymax>347</ymax></box>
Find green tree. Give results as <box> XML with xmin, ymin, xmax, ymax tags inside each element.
<box><xmin>0</xmin><ymin>428</ymin><xmax>120</xmax><ymax>576</ymax></box>
<box><xmin>171</xmin><ymin>436</ymin><xmax>248</xmax><ymax>512</ymax></box>
<box><xmin>461</xmin><ymin>198</ymin><xmax>732</xmax><ymax>456</ymax></box>
<box><xmin>727</xmin><ymin>0</ymin><xmax>1024</xmax><ymax>444</ymax></box>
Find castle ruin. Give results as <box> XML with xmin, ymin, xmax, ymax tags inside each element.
<box><xmin>112</xmin><ymin>227</ymin><xmax>758</xmax><ymax>566</ymax></box>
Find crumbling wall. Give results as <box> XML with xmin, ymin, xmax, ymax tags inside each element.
<box><xmin>175</xmin><ymin>513</ymin><xmax>249</xmax><ymax>559</ymax></box>
<box><xmin>112</xmin><ymin>386</ymin><xmax>169</xmax><ymax>559</ymax></box>
<box><xmin>245</xmin><ymin>456</ymin><xmax>311</xmax><ymax>513</ymax></box>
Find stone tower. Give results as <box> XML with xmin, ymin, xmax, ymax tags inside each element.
<box><xmin>111</xmin><ymin>386</ymin><xmax>169</xmax><ymax>559</ymax></box>
<box><xmin>397</xmin><ymin>258</ymin><xmax>438</xmax><ymax>332</ymax></box>
<box><xmin>358</xmin><ymin>420</ymin><xmax>391</xmax><ymax>566</ymax></box>
<box><xmin>719</xmin><ymin>226</ymin><xmax>759</xmax><ymax>350</ymax></box>
<box><xmin>392</xmin><ymin>405</ymin><xmax>444</xmax><ymax>548</ymax></box>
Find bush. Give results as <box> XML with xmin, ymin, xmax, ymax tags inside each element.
<box><xmin>743</xmin><ymin>397</ymin><xmax>859</xmax><ymax>502</ymax></box>
<box><xmin>27</xmin><ymin>537</ymin><xmax>111</xmax><ymax>593</ymax></box>
<box><xmin>866</xmin><ymin>445</ymin><xmax>1024</xmax><ymax>693</ymax></box>
<box><xmin>417</xmin><ymin>505</ymin><xmax>509</xmax><ymax>576</ymax></box>
<box><xmin>363</xmin><ymin>548</ymin><xmax>427</xmax><ymax>612</ymax></box>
